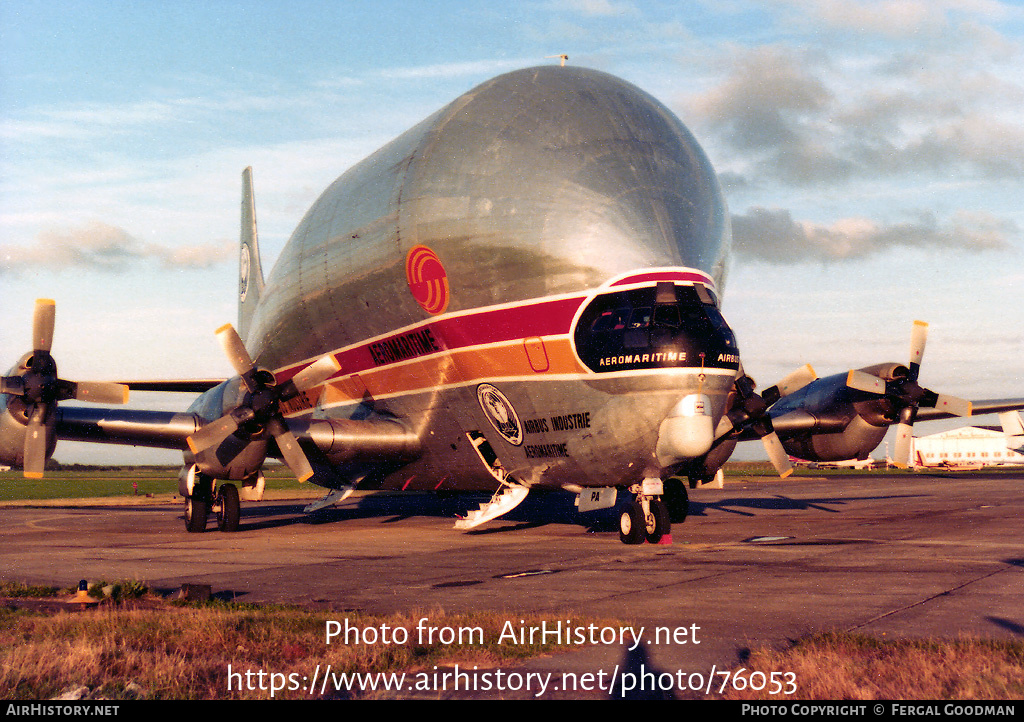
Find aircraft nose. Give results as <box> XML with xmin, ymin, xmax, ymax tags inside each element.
<box><xmin>656</xmin><ymin>393</ymin><xmax>714</xmax><ymax>466</ymax></box>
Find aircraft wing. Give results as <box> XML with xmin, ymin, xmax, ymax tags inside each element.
<box><xmin>52</xmin><ymin>404</ymin><xmax>420</xmax><ymax>472</ymax></box>
<box><xmin>915</xmin><ymin>398</ymin><xmax>1024</xmax><ymax>422</ymax></box>
<box><xmin>57</xmin><ymin>406</ymin><xmax>202</xmax><ymax>449</ymax></box>
<box><xmin>766</xmin><ymin>398</ymin><xmax>1024</xmax><ymax>437</ymax></box>
<box><xmin>117</xmin><ymin>379</ymin><xmax>226</xmax><ymax>393</ymax></box>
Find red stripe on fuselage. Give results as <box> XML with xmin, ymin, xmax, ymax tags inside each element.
<box><xmin>276</xmin><ymin>296</ymin><xmax>585</xmax><ymax>383</ymax></box>
<box><xmin>276</xmin><ymin>270</ymin><xmax>716</xmax><ymax>381</ymax></box>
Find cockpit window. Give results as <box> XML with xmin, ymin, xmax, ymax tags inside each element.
<box><xmin>591</xmin><ymin>309</ymin><xmax>629</xmax><ymax>333</ymax></box>
<box><xmin>628</xmin><ymin>308</ymin><xmax>651</xmax><ymax>328</ymax></box>
<box><xmin>574</xmin><ymin>283</ymin><xmax>738</xmax><ymax>372</ymax></box>
<box><xmin>653</xmin><ymin>305</ymin><xmax>680</xmax><ymax>328</ymax></box>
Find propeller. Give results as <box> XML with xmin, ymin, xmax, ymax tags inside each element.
<box><xmin>712</xmin><ymin>375</ymin><xmax>783</xmax><ymax>478</ymax></box>
<box><xmin>845</xmin><ymin>320</ymin><xmax>972</xmax><ymax>467</ymax></box>
<box><xmin>186</xmin><ymin>323</ymin><xmax>340</xmax><ymax>482</ymax></box>
<box><xmin>708</xmin><ymin>364</ymin><xmax>817</xmax><ymax>478</ymax></box>
<box><xmin>1</xmin><ymin>299</ymin><xmax>129</xmax><ymax>478</ymax></box>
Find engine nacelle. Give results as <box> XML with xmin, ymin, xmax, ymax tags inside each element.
<box><xmin>780</xmin><ymin>414</ymin><xmax>887</xmax><ymax>462</ymax></box>
<box><xmin>0</xmin><ymin>398</ymin><xmax>36</xmax><ymax>468</ymax></box>
<box><xmin>184</xmin><ymin>376</ymin><xmax>271</xmax><ymax>480</ymax></box>
<box><xmin>767</xmin><ymin>365</ymin><xmax>905</xmax><ymax>463</ymax></box>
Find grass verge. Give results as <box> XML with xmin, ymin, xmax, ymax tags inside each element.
<box><xmin>714</xmin><ymin>632</ymin><xmax>1024</xmax><ymax>700</ymax></box>
<box><xmin>0</xmin><ymin>466</ymin><xmax>306</xmax><ymax>502</ymax></box>
<box><xmin>1</xmin><ymin>595</ymin><xmax>617</xmax><ymax>700</ymax></box>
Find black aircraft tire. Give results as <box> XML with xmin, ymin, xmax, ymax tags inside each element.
<box><xmin>185</xmin><ymin>496</ymin><xmax>209</xmax><ymax>533</ymax></box>
<box><xmin>665</xmin><ymin>477</ymin><xmax>689</xmax><ymax>523</ymax></box>
<box><xmin>619</xmin><ymin>500</ymin><xmax>646</xmax><ymax>545</ymax></box>
<box><xmin>217</xmin><ymin>483</ymin><xmax>240</xmax><ymax>533</ymax></box>
<box><xmin>646</xmin><ymin>499</ymin><xmax>671</xmax><ymax>544</ymax></box>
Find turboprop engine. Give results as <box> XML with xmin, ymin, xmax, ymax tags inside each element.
<box><xmin>767</xmin><ymin>322</ymin><xmax>971</xmax><ymax>467</ymax></box>
<box><xmin>0</xmin><ymin>300</ymin><xmax>129</xmax><ymax>476</ymax></box>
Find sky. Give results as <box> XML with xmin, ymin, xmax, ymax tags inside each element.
<box><xmin>1</xmin><ymin>0</ymin><xmax>1022</xmax><ymax>465</ymax></box>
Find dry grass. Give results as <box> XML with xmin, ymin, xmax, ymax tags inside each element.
<box><xmin>6</xmin><ymin>587</ymin><xmax>1024</xmax><ymax>700</ymax></box>
<box><xmin>718</xmin><ymin>632</ymin><xmax>1024</xmax><ymax>700</ymax></box>
<box><xmin>0</xmin><ymin>599</ymin><xmax>609</xmax><ymax>700</ymax></box>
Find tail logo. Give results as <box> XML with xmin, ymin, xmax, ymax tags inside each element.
<box><xmin>239</xmin><ymin>245</ymin><xmax>251</xmax><ymax>303</ymax></box>
<box><xmin>406</xmin><ymin>245</ymin><xmax>449</xmax><ymax>315</ymax></box>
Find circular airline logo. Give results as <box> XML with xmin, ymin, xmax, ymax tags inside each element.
<box><xmin>477</xmin><ymin>384</ymin><xmax>523</xmax><ymax>446</ymax></box>
<box><xmin>406</xmin><ymin>245</ymin><xmax>449</xmax><ymax>315</ymax></box>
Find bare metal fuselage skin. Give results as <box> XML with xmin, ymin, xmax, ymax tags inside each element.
<box><xmin>236</xmin><ymin>66</ymin><xmax>736</xmax><ymax>493</ymax></box>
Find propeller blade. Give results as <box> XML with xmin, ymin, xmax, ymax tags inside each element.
<box><xmin>892</xmin><ymin>405</ymin><xmax>917</xmax><ymax>468</ymax></box>
<box><xmin>23</xmin><ymin>404</ymin><xmax>50</xmax><ymax>479</ymax></box>
<box><xmin>929</xmin><ymin>394</ymin><xmax>972</xmax><ymax>417</ymax></box>
<box><xmin>187</xmin><ymin>413</ymin><xmax>243</xmax><ymax>455</ymax></box>
<box><xmin>762</xmin><ymin>431</ymin><xmax>794</xmax><ymax>478</ymax></box>
<box><xmin>846</xmin><ymin>369</ymin><xmax>886</xmax><ymax>394</ymax></box>
<box><xmin>267</xmin><ymin>418</ymin><xmax>314</xmax><ymax>482</ymax></box>
<box><xmin>893</xmin><ymin>422</ymin><xmax>914</xmax><ymax>469</ymax></box>
<box><xmin>908</xmin><ymin>320</ymin><xmax>927</xmax><ymax>380</ymax></box>
<box><xmin>775</xmin><ymin>364</ymin><xmax>817</xmax><ymax>398</ymax></box>
<box><xmin>216</xmin><ymin>323</ymin><xmax>255</xmax><ymax>378</ymax></box>
<box><xmin>287</xmin><ymin>353</ymin><xmax>341</xmax><ymax>395</ymax></box>
<box><xmin>32</xmin><ymin>299</ymin><xmax>56</xmax><ymax>353</ymax></box>
<box><xmin>72</xmin><ymin>381</ymin><xmax>130</xmax><ymax>405</ymax></box>
<box><xmin>762</xmin><ymin>364</ymin><xmax>817</xmax><ymax>405</ymax></box>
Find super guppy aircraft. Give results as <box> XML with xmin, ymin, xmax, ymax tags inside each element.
<box><xmin>3</xmin><ymin>65</ymin><xmax>1019</xmax><ymax>543</ymax></box>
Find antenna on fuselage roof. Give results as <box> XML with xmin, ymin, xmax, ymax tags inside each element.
<box><xmin>546</xmin><ymin>54</ymin><xmax>569</xmax><ymax>66</ymax></box>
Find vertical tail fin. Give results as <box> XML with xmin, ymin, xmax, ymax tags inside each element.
<box><xmin>238</xmin><ymin>167</ymin><xmax>265</xmax><ymax>341</ymax></box>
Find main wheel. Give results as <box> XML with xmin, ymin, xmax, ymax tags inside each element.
<box><xmin>664</xmin><ymin>477</ymin><xmax>689</xmax><ymax>523</ymax></box>
<box><xmin>645</xmin><ymin>498</ymin><xmax>671</xmax><ymax>543</ymax></box>
<box><xmin>185</xmin><ymin>496</ymin><xmax>209</xmax><ymax>533</ymax></box>
<box><xmin>216</xmin><ymin>483</ymin><xmax>240</xmax><ymax>532</ymax></box>
<box><xmin>619</xmin><ymin>499</ymin><xmax>646</xmax><ymax>544</ymax></box>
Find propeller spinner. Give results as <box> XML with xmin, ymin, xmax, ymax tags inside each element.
<box><xmin>1</xmin><ymin>299</ymin><xmax>129</xmax><ymax>477</ymax></box>
<box><xmin>845</xmin><ymin>321</ymin><xmax>972</xmax><ymax>467</ymax></box>
<box><xmin>186</xmin><ymin>324</ymin><xmax>340</xmax><ymax>482</ymax></box>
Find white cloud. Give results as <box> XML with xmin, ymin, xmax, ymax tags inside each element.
<box><xmin>0</xmin><ymin>221</ymin><xmax>232</xmax><ymax>274</ymax></box>
<box><xmin>731</xmin><ymin>207</ymin><xmax>1015</xmax><ymax>262</ymax></box>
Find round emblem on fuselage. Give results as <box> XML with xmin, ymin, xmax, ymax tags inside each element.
<box><xmin>405</xmin><ymin>245</ymin><xmax>449</xmax><ymax>315</ymax></box>
<box><xmin>476</xmin><ymin>384</ymin><xmax>523</xmax><ymax>446</ymax></box>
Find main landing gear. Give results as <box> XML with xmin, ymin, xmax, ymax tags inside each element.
<box><xmin>184</xmin><ymin>473</ymin><xmax>240</xmax><ymax>533</ymax></box>
<box><xmin>619</xmin><ymin>479</ymin><xmax>672</xmax><ymax>545</ymax></box>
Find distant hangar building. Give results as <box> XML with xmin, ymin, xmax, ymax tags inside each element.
<box><xmin>913</xmin><ymin>425</ymin><xmax>1024</xmax><ymax>467</ymax></box>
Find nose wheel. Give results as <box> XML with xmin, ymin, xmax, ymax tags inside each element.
<box><xmin>619</xmin><ymin>481</ymin><xmax>671</xmax><ymax>544</ymax></box>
